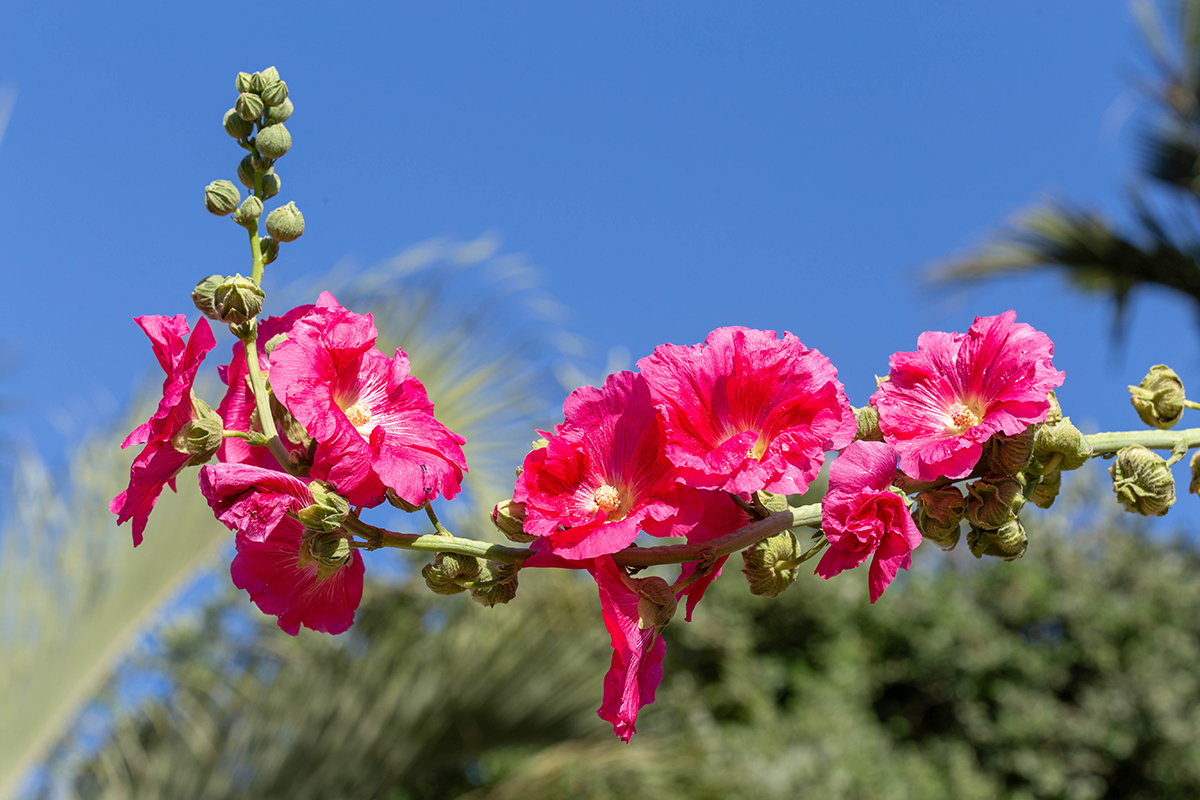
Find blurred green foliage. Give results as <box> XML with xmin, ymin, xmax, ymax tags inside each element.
<box><xmin>53</xmin><ymin>483</ymin><xmax>1200</xmax><ymax>800</ymax></box>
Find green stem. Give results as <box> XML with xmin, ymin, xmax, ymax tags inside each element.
<box><xmin>248</xmin><ymin>168</ymin><xmax>265</xmax><ymax>285</ymax></box>
<box><xmin>777</xmin><ymin>535</ymin><xmax>829</xmax><ymax>571</ymax></box>
<box><xmin>242</xmin><ymin>324</ymin><xmax>294</xmax><ymax>473</ymax></box>
<box><xmin>1084</xmin><ymin>427</ymin><xmax>1200</xmax><ymax>455</ymax></box>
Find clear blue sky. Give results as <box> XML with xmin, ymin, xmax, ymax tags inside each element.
<box><xmin>3</xmin><ymin>2</ymin><xmax>1197</xmax><ymax>528</ymax></box>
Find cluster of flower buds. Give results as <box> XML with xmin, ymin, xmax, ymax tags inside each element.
<box><xmin>113</xmin><ymin>68</ymin><xmax>1200</xmax><ymax>747</ymax></box>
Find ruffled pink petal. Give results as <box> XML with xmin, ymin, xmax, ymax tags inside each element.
<box><xmin>868</xmin><ymin>528</ymin><xmax>917</xmax><ymax>603</ymax></box>
<box><xmin>199</xmin><ymin>463</ymin><xmax>315</xmax><ymax>543</ymax></box>
<box><xmin>676</xmin><ymin>490</ymin><xmax>753</xmax><ymax>621</ymax></box>
<box><xmin>828</xmin><ymin>440</ymin><xmax>901</xmax><ymax>494</ymax></box>
<box><xmin>110</xmin><ymin>446</ymin><xmax>191</xmax><ymax>546</ymax></box>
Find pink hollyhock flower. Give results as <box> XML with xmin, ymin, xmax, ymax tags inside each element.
<box><xmin>111</xmin><ymin>315</ymin><xmax>216</xmax><ymax>546</ymax></box>
<box><xmin>216</xmin><ymin>304</ymin><xmax>313</xmax><ymax>468</ymax></box>
<box><xmin>637</xmin><ymin>326</ymin><xmax>857</xmax><ymax>496</ymax></box>
<box><xmin>588</xmin><ymin>555</ymin><xmax>670</xmax><ymax>742</ymax></box>
<box><xmin>871</xmin><ymin>310</ymin><xmax>1064</xmax><ymax>482</ymax></box>
<box><xmin>269</xmin><ymin>292</ymin><xmax>467</xmax><ymax>508</ymax></box>
<box><xmin>816</xmin><ymin>440</ymin><xmax>921</xmax><ymax>603</ymax></box>
<box><xmin>200</xmin><ymin>463</ymin><xmax>364</xmax><ymax>635</ymax></box>
<box><xmin>675</xmin><ymin>490</ymin><xmax>755</xmax><ymax>621</ymax></box>
<box><xmin>514</xmin><ymin>370</ymin><xmax>702</xmax><ymax>561</ymax></box>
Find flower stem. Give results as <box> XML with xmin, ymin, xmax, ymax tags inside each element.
<box><xmin>241</xmin><ymin>336</ymin><xmax>294</xmax><ymax>473</ymax></box>
<box><xmin>1084</xmin><ymin>427</ymin><xmax>1200</xmax><ymax>455</ymax></box>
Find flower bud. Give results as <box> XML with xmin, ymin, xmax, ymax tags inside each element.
<box><xmin>235</xmin><ymin>92</ymin><xmax>264</xmax><ymax>122</ymax></box>
<box><xmin>172</xmin><ymin>398</ymin><xmax>223</xmax><ymax>466</ymax></box>
<box><xmin>235</xmin><ymin>71</ymin><xmax>254</xmax><ymax>93</ymax></box>
<box><xmin>1045</xmin><ymin>391</ymin><xmax>1063</xmax><ymax>425</ymax></box>
<box><xmin>238</xmin><ymin>195</ymin><xmax>263</xmax><ymax>220</ymax></box>
<box><xmin>213</xmin><ymin>275</ymin><xmax>264</xmax><ymax>325</ymax></box>
<box><xmin>1030</xmin><ymin>417</ymin><xmax>1092</xmax><ymax>474</ymax></box>
<box><xmin>266</xmin><ymin>201</ymin><xmax>304</xmax><ymax>242</ymax></box>
<box><xmin>635</xmin><ymin>576</ymin><xmax>677</xmax><ymax>631</ymax></box>
<box><xmin>966</xmin><ymin>518</ymin><xmax>1027</xmax><ymax>561</ymax></box>
<box><xmin>965</xmin><ymin>476</ymin><xmax>1025</xmax><ymax>529</ymax></box>
<box><xmin>385</xmin><ymin>487</ymin><xmax>426</xmax><ymax>513</ymax></box>
<box><xmin>1026</xmin><ymin>470</ymin><xmax>1061</xmax><ymax>510</ymax></box>
<box><xmin>470</xmin><ymin>562</ymin><xmax>520</xmax><ymax>607</ymax></box>
<box><xmin>492</xmin><ymin>499</ymin><xmax>535</xmax><ymax>542</ymax></box>
<box><xmin>265</xmin><ymin>98</ymin><xmax>293</xmax><ymax>125</ymax></box>
<box><xmin>259</xmin><ymin>66</ymin><xmax>280</xmax><ymax>84</ymax></box>
<box><xmin>741</xmin><ymin>530</ymin><xmax>800</xmax><ymax>597</ymax></box>
<box><xmin>1129</xmin><ymin>365</ymin><xmax>1186</xmax><ymax>430</ymax></box>
<box><xmin>248</xmin><ymin>71</ymin><xmax>267</xmax><ymax>94</ymax></box>
<box><xmin>261</xmin><ymin>171</ymin><xmax>281</xmax><ymax>199</ymax></box>
<box><xmin>204</xmin><ymin>180</ymin><xmax>240</xmax><ymax>216</ymax></box>
<box><xmin>309</xmin><ymin>533</ymin><xmax>352</xmax><ymax>581</ymax></box>
<box><xmin>223</xmin><ymin>108</ymin><xmax>255</xmax><ymax>139</ymax></box>
<box><xmin>1191</xmin><ymin>451</ymin><xmax>1200</xmax><ymax>496</ymax></box>
<box><xmin>296</xmin><ymin>480</ymin><xmax>350</xmax><ymax>533</ymax></box>
<box><xmin>983</xmin><ymin>426</ymin><xmax>1036</xmax><ymax>477</ymax></box>
<box><xmin>236</xmin><ymin>155</ymin><xmax>258</xmax><ymax>189</ymax></box>
<box><xmin>853</xmin><ymin>405</ymin><xmax>884</xmax><ymax>442</ymax></box>
<box><xmin>422</xmin><ymin>552</ymin><xmax>482</xmax><ymax>596</ymax></box>
<box><xmin>261</xmin><ymin>79</ymin><xmax>289</xmax><ymax>107</ymax></box>
<box><xmin>255</xmin><ymin>123</ymin><xmax>292</xmax><ymax>159</ymax></box>
<box><xmin>191</xmin><ymin>274</ymin><xmax>225</xmax><ymax>320</ymax></box>
<box><xmin>1109</xmin><ymin>445</ymin><xmax>1176</xmax><ymax>516</ymax></box>
<box><xmin>259</xmin><ymin>236</ymin><xmax>280</xmax><ymax>265</ymax></box>
<box><xmin>913</xmin><ymin>485</ymin><xmax>966</xmax><ymax>549</ymax></box>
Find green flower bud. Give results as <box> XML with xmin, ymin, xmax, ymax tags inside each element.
<box><xmin>1129</xmin><ymin>365</ymin><xmax>1186</xmax><ymax>430</ymax></box>
<box><xmin>966</xmin><ymin>518</ymin><xmax>1027</xmax><ymax>561</ymax></box>
<box><xmin>470</xmin><ymin>562</ymin><xmax>520</xmax><ymax>607</ymax></box>
<box><xmin>913</xmin><ymin>485</ymin><xmax>966</xmax><ymax>549</ymax></box>
<box><xmin>261</xmin><ymin>79</ymin><xmax>289</xmax><ymax>107</ymax></box>
<box><xmin>236</xmin><ymin>155</ymin><xmax>258</xmax><ymax>189</ymax></box>
<box><xmin>204</xmin><ymin>180</ymin><xmax>240</xmax><ymax>216</ymax></box>
<box><xmin>309</xmin><ymin>534</ymin><xmax>352</xmax><ymax>581</ymax></box>
<box><xmin>172</xmin><ymin>398</ymin><xmax>223</xmax><ymax>466</ymax></box>
<box><xmin>259</xmin><ymin>236</ymin><xmax>280</xmax><ymax>265</ymax></box>
<box><xmin>1109</xmin><ymin>445</ymin><xmax>1176</xmax><ymax>516</ymax></box>
<box><xmin>853</xmin><ymin>405</ymin><xmax>884</xmax><ymax>442</ymax></box>
<box><xmin>983</xmin><ymin>426</ymin><xmax>1036</xmax><ymax>477</ymax></box>
<box><xmin>965</xmin><ymin>476</ymin><xmax>1025</xmax><ymax>529</ymax></box>
<box><xmin>1191</xmin><ymin>451</ymin><xmax>1200</xmax><ymax>496</ymax></box>
<box><xmin>492</xmin><ymin>499</ymin><xmax>535</xmax><ymax>542</ymax></box>
<box><xmin>235</xmin><ymin>71</ymin><xmax>254</xmax><ymax>93</ymax></box>
<box><xmin>266</xmin><ymin>201</ymin><xmax>305</xmax><ymax>242</ymax></box>
<box><xmin>1030</xmin><ymin>417</ymin><xmax>1092</xmax><ymax>474</ymax></box>
<box><xmin>261</xmin><ymin>171</ymin><xmax>281</xmax><ymax>199</ymax></box>
<box><xmin>248</xmin><ymin>71</ymin><xmax>267</xmax><ymax>94</ymax></box>
<box><xmin>757</xmin><ymin>491</ymin><xmax>789</xmax><ymax>514</ymax></box>
<box><xmin>1045</xmin><ymin>391</ymin><xmax>1063</xmax><ymax>425</ymax></box>
<box><xmin>265</xmin><ymin>98</ymin><xmax>293</xmax><ymax>125</ymax></box>
<box><xmin>235</xmin><ymin>92</ymin><xmax>264</xmax><ymax>122</ymax></box>
<box><xmin>213</xmin><ymin>275</ymin><xmax>264</xmax><ymax>325</ymax></box>
<box><xmin>1026</xmin><ymin>470</ymin><xmax>1061</xmax><ymax>510</ymax></box>
<box><xmin>635</xmin><ymin>576</ymin><xmax>677</xmax><ymax>631</ymax></box>
<box><xmin>238</xmin><ymin>195</ymin><xmax>263</xmax><ymax>220</ymax></box>
<box><xmin>296</xmin><ymin>480</ymin><xmax>350</xmax><ymax>533</ymax></box>
<box><xmin>422</xmin><ymin>552</ymin><xmax>482</xmax><ymax>596</ymax></box>
<box><xmin>191</xmin><ymin>274</ymin><xmax>225</xmax><ymax>320</ymax></box>
<box><xmin>260</xmin><ymin>66</ymin><xmax>280</xmax><ymax>84</ymax></box>
<box><xmin>255</xmin><ymin>123</ymin><xmax>292</xmax><ymax>159</ymax></box>
<box><xmin>223</xmin><ymin>108</ymin><xmax>255</xmax><ymax>139</ymax></box>
<box><xmin>741</xmin><ymin>530</ymin><xmax>800</xmax><ymax>597</ymax></box>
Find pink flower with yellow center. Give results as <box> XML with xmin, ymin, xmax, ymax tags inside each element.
<box><xmin>514</xmin><ymin>370</ymin><xmax>702</xmax><ymax>561</ymax></box>
<box><xmin>871</xmin><ymin>310</ymin><xmax>1064</xmax><ymax>482</ymax></box>
<box><xmin>637</xmin><ymin>326</ymin><xmax>857</xmax><ymax>496</ymax></box>
<box><xmin>111</xmin><ymin>315</ymin><xmax>216</xmax><ymax>546</ymax></box>
<box><xmin>816</xmin><ymin>440</ymin><xmax>921</xmax><ymax>603</ymax></box>
<box><xmin>269</xmin><ymin>292</ymin><xmax>468</xmax><ymax>508</ymax></box>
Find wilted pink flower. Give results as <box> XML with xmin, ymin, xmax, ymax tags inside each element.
<box><xmin>871</xmin><ymin>310</ymin><xmax>1064</xmax><ymax>482</ymax></box>
<box><xmin>200</xmin><ymin>463</ymin><xmax>364</xmax><ymax>635</ymax></box>
<box><xmin>637</xmin><ymin>326</ymin><xmax>856</xmax><ymax>496</ymax></box>
<box><xmin>588</xmin><ymin>555</ymin><xmax>668</xmax><ymax>742</ymax></box>
<box><xmin>216</xmin><ymin>304</ymin><xmax>313</xmax><ymax>468</ymax></box>
<box><xmin>269</xmin><ymin>292</ymin><xmax>467</xmax><ymax>508</ymax></box>
<box><xmin>816</xmin><ymin>440</ymin><xmax>921</xmax><ymax>602</ymax></box>
<box><xmin>111</xmin><ymin>315</ymin><xmax>216</xmax><ymax>546</ymax></box>
<box><xmin>514</xmin><ymin>370</ymin><xmax>702</xmax><ymax>561</ymax></box>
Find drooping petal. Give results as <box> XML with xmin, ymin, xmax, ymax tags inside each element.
<box><xmin>199</xmin><ymin>463</ymin><xmax>315</xmax><ymax>543</ymax></box>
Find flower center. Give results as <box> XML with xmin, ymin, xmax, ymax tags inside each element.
<box><xmin>947</xmin><ymin>401</ymin><xmax>982</xmax><ymax>433</ymax></box>
<box><xmin>745</xmin><ymin>432</ymin><xmax>768</xmax><ymax>461</ymax></box>
<box><xmin>344</xmin><ymin>402</ymin><xmax>371</xmax><ymax>428</ymax></box>
<box><xmin>593</xmin><ymin>484</ymin><xmax>623</xmax><ymax>516</ymax></box>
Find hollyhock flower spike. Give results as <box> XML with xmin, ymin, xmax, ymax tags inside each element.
<box><xmin>200</xmin><ymin>463</ymin><xmax>364</xmax><ymax>635</ymax></box>
<box><xmin>637</xmin><ymin>326</ymin><xmax>857</xmax><ymax>496</ymax></box>
<box><xmin>514</xmin><ymin>370</ymin><xmax>702</xmax><ymax>561</ymax></box>
<box><xmin>269</xmin><ymin>292</ymin><xmax>468</xmax><ymax>508</ymax></box>
<box><xmin>111</xmin><ymin>315</ymin><xmax>216</xmax><ymax>546</ymax></box>
<box><xmin>588</xmin><ymin>555</ymin><xmax>672</xmax><ymax>742</ymax></box>
<box><xmin>817</xmin><ymin>440</ymin><xmax>922</xmax><ymax>602</ymax></box>
<box><xmin>871</xmin><ymin>310</ymin><xmax>1064</xmax><ymax>482</ymax></box>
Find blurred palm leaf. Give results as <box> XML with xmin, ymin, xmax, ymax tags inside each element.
<box><xmin>931</xmin><ymin>0</ymin><xmax>1200</xmax><ymax>327</ymax></box>
<box><xmin>1</xmin><ymin>235</ymin><xmax>577</xmax><ymax>798</ymax></box>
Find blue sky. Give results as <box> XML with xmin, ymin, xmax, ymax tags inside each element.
<box><xmin>3</xmin><ymin>1</ymin><xmax>1198</xmax><ymax>529</ymax></box>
